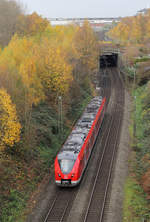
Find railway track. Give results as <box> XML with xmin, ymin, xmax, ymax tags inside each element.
<box><xmin>41</xmin><ymin>67</ymin><xmax>124</xmax><ymax>222</ymax></box>
<box><xmin>43</xmin><ymin>118</ymin><xmax>108</xmax><ymax>222</ymax></box>
<box><xmin>81</xmin><ymin>69</ymin><xmax>124</xmax><ymax>222</ymax></box>
<box><xmin>43</xmin><ymin>188</ymin><xmax>78</xmax><ymax>222</ymax></box>
<box><xmin>43</xmin><ymin>69</ymin><xmax>110</xmax><ymax>222</ymax></box>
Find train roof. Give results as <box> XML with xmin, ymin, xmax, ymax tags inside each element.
<box><xmin>57</xmin><ymin>96</ymin><xmax>103</xmax><ymax>160</ymax></box>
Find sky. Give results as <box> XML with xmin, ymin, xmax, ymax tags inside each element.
<box><xmin>19</xmin><ymin>0</ymin><xmax>150</xmax><ymax>18</ymax></box>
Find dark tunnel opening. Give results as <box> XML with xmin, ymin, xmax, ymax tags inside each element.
<box><xmin>100</xmin><ymin>53</ymin><xmax>118</xmax><ymax>69</ymax></box>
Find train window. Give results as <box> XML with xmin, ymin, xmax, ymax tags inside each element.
<box><xmin>58</xmin><ymin>159</ymin><xmax>75</xmax><ymax>174</ymax></box>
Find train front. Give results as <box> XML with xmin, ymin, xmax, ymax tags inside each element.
<box><xmin>55</xmin><ymin>150</ymin><xmax>79</xmax><ymax>187</ymax></box>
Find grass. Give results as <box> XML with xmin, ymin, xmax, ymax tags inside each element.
<box><xmin>123</xmin><ymin>84</ymin><xmax>150</xmax><ymax>222</ymax></box>
<box><xmin>123</xmin><ymin>177</ymin><xmax>150</xmax><ymax>222</ymax></box>
<box><xmin>1</xmin><ymin>190</ymin><xmax>28</xmax><ymax>222</ymax></box>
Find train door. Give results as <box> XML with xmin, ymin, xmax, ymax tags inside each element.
<box><xmin>86</xmin><ymin>142</ymin><xmax>89</xmax><ymax>160</ymax></box>
<box><xmin>79</xmin><ymin>156</ymin><xmax>84</xmax><ymax>176</ymax></box>
<box><xmin>93</xmin><ymin>127</ymin><xmax>96</xmax><ymax>144</ymax></box>
<box><xmin>84</xmin><ymin>148</ymin><xmax>87</xmax><ymax>167</ymax></box>
<box><xmin>91</xmin><ymin>134</ymin><xmax>95</xmax><ymax>150</ymax></box>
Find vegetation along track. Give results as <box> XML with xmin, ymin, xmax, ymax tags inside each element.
<box><xmin>42</xmin><ymin>67</ymin><xmax>124</xmax><ymax>222</ymax></box>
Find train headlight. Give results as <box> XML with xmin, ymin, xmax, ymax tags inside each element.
<box><xmin>71</xmin><ymin>173</ymin><xmax>74</xmax><ymax>178</ymax></box>
<box><xmin>58</xmin><ymin>173</ymin><xmax>61</xmax><ymax>177</ymax></box>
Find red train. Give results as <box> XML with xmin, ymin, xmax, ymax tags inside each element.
<box><xmin>54</xmin><ymin>96</ymin><xmax>106</xmax><ymax>187</ymax></box>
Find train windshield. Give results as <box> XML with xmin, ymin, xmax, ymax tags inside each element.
<box><xmin>58</xmin><ymin>159</ymin><xmax>75</xmax><ymax>175</ymax></box>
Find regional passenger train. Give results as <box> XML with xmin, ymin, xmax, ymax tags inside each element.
<box><xmin>54</xmin><ymin>96</ymin><xmax>106</xmax><ymax>186</ymax></box>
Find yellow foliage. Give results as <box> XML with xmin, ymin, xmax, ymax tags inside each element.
<box><xmin>36</xmin><ymin>39</ymin><xmax>73</xmax><ymax>97</ymax></box>
<box><xmin>45</xmin><ymin>24</ymin><xmax>77</xmax><ymax>59</ymax></box>
<box><xmin>0</xmin><ymin>35</ymin><xmax>33</xmax><ymax>70</ymax></box>
<box><xmin>0</xmin><ymin>28</ymin><xmax>74</xmax><ymax>107</ymax></box>
<box><xmin>0</xmin><ymin>88</ymin><xmax>21</xmax><ymax>150</ymax></box>
<box><xmin>73</xmin><ymin>20</ymin><xmax>99</xmax><ymax>72</ymax></box>
<box><xmin>19</xmin><ymin>55</ymin><xmax>45</xmax><ymax>105</ymax></box>
<box><xmin>130</xmin><ymin>16</ymin><xmax>143</xmax><ymax>43</ymax></box>
<box><xmin>0</xmin><ymin>18</ymin><xmax>98</xmax><ymax>117</ymax></box>
<box><xmin>16</xmin><ymin>12</ymin><xmax>49</xmax><ymax>36</ymax></box>
<box><xmin>145</xmin><ymin>11</ymin><xmax>150</xmax><ymax>40</ymax></box>
<box><xmin>107</xmin><ymin>21</ymin><xmax>130</xmax><ymax>43</ymax></box>
<box><xmin>107</xmin><ymin>14</ymin><xmax>150</xmax><ymax>45</ymax></box>
<box><xmin>0</xmin><ymin>12</ymin><xmax>100</xmax><ymax>154</ymax></box>
<box><xmin>0</xmin><ymin>35</ymin><xmax>45</xmax><ymax>106</ymax></box>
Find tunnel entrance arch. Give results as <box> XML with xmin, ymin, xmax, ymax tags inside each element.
<box><xmin>99</xmin><ymin>49</ymin><xmax>119</xmax><ymax>69</ymax></box>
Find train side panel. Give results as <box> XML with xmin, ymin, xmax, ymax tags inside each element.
<box><xmin>73</xmin><ymin>97</ymin><xmax>106</xmax><ymax>184</ymax></box>
<box><xmin>55</xmin><ymin>97</ymin><xmax>106</xmax><ymax>186</ymax></box>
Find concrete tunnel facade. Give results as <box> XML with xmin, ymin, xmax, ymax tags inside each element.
<box><xmin>100</xmin><ymin>53</ymin><xmax>118</xmax><ymax>68</ymax></box>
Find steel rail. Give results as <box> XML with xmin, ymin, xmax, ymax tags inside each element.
<box><xmin>99</xmin><ymin>112</ymin><xmax>122</xmax><ymax>222</ymax></box>
<box><xmin>83</xmin><ymin>68</ymin><xmax>124</xmax><ymax>222</ymax></box>
<box><xmin>83</xmin><ymin>114</ymin><xmax>114</xmax><ymax>222</ymax></box>
<box><xmin>43</xmin><ymin>194</ymin><xmax>58</xmax><ymax>222</ymax></box>
<box><xmin>43</xmin><ymin>189</ymin><xmax>77</xmax><ymax>222</ymax></box>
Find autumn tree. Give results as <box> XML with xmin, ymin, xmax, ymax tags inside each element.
<box><xmin>0</xmin><ymin>88</ymin><xmax>21</xmax><ymax>151</ymax></box>
<box><xmin>16</xmin><ymin>12</ymin><xmax>49</xmax><ymax>36</ymax></box>
<box><xmin>0</xmin><ymin>0</ymin><xmax>24</xmax><ymax>47</ymax></box>
<box><xmin>107</xmin><ymin>14</ymin><xmax>149</xmax><ymax>45</ymax></box>
<box><xmin>107</xmin><ymin>17</ymin><xmax>132</xmax><ymax>44</ymax></box>
<box><xmin>0</xmin><ymin>16</ymin><xmax>100</xmax><ymax>152</ymax></box>
<box><xmin>72</xmin><ymin>21</ymin><xmax>99</xmax><ymax>91</ymax></box>
<box><xmin>145</xmin><ymin>10</ymin><xmax>150</xmax><ymax>41</ymax></box>
<box><xmin>36</xmin><ymin>38</ymin><xmax>73</xmax><ymax>102</ymax></box>
<box><xmin>0</xmin><ymin>35</ymin><xmax>43</xmax><ymax>110</ymax></box>
<box><xmin>73</xmin><ymin>21</ymin><xmax>98</xmax><ymax>71</ymax></box>
<box><xmin>130</xmin><ymin>16</ymin><xmax>143</xmax><ymax>43</ymax></box>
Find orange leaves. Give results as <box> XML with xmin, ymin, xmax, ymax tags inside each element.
<box><xmin>0</xmin><ymin>88</ymin><xmax>21</xmax><ymax>150</ymax></box>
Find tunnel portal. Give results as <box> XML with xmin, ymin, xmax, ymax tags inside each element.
<box><xmin>100</xmin><ymin>52</ymin><xmax>118</xmax><ymax>68</ymax></box>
